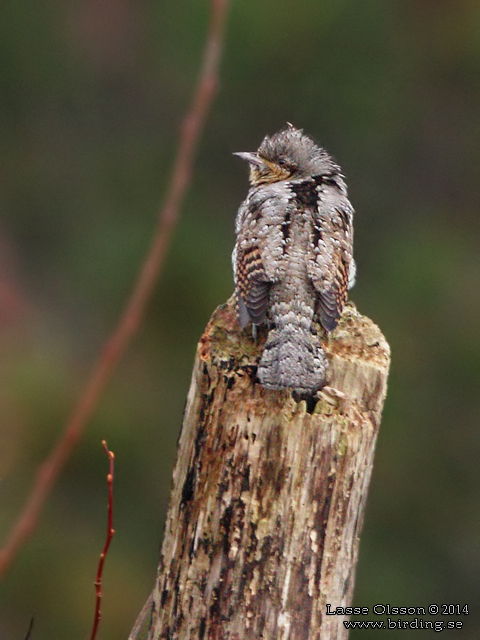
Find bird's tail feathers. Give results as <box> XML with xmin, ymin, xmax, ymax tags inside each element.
<box><xmin>257</xmin><ymin>325</ymin><xmax>327</xmax><ymax>394</ymax></box>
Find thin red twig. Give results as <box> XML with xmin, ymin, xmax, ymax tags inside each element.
<box><xmin>90</xmin><ymin>441</ymin><xmax>115</xmax><ymax>640</ymax></box>
<box><xmin>0</xmin><ymin>0</ymin><xmax>230</xmax><ymax>579</ymax></box>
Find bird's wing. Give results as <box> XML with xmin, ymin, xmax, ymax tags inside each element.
<box><xmin>234</xmin><ymin>187</ymin><xmax>291</xmax><ymax>327</ymax></box>
<box><xmin>307</xmin><ymin>187</ymin><xmax>354</xmax><ymax>333</ymax></box>
<box><xmin>235</xmin><ymin>246</ymin><xmax>270</xmax><ymax>327</ymax></box>
<box><xmin>313</xmin><ymin>254</ymin><xmax>350</xmax><ymax>332</ymax></box>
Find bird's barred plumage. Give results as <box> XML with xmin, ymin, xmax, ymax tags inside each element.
<box><xmin>233</xmin><ymin>125</ymin><xmax>355</xmax><ymax>394</ymax></box>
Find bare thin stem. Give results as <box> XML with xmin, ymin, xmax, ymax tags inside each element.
<box><xmin>0</xmin><ymin>0</ymin><xmax>230</xmax><ymax>579</ymax></box>
<box><xmin>90</xmin><ymin>441</ymin><xmax>115</xmax><ymax>640</ymax></box>
<box><xmin>23</xmin><ymin>618</ymin><xmax>34</xmax><ymax>640</ymax></box>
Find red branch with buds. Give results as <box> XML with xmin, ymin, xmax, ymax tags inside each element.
<box><xmin>0</xmin><ymin>0</ymin><xmax>230</xmax><ymax>578</ymax></box>
<box><xmin>90</xmin><ymin>441</ymin><xmax>115</xmax><ymax>640</ymax></box>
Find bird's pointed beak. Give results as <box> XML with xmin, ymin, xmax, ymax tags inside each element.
<box><xmin>233</xmin><ymin>151</ymin><xmax>264</xmax><ymax>167</ymax></box>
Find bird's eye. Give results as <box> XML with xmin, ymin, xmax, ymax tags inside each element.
<box><xmin>278</xmin><ymin>159</ymin><xmax>286</xmax><ymax>167</ymax></box>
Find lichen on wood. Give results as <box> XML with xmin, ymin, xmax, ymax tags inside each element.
<box><xmin>130</xmin><ymin>296</ymin><xmax>390</xmax><ymax>640</ymax></box>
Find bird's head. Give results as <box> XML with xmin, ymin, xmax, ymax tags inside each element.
<box><xmin>234</xmin><ymin>125</ymin><xmax>337</xmax><ymax>186</ymax></box>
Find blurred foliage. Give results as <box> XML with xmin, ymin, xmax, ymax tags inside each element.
<box><xmin>0</xmin><ymin>1</ymin><xmax>479</xmax><ymax>638</ymax></box>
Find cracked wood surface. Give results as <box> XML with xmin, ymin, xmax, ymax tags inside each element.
<box><xmin>130</xmin><ymin>296</ymin><xmax>390</xmax><ymax>640</ymax></box>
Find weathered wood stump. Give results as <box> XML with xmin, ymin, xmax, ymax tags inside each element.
<box><xmin>130</xmin><ymin>296</ymin><xmax>390</xmax><ymax>640</ymax></box>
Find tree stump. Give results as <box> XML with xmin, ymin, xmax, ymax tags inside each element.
<box><xmin>130</xmin><ymin>296</ymin><xmax>390</xmax><ymax>640</ymax></box>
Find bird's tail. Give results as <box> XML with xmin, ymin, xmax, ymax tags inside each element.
<box><xmin>257</xmin><ymin>323</ymin><xmax>327</xmax><ymax>395</ymax></box>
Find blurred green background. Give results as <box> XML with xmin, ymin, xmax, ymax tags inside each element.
<box><xmin>0</xmin><ymin>1</ymin><xmax>479</xmax><ymax>638</ymax></box>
